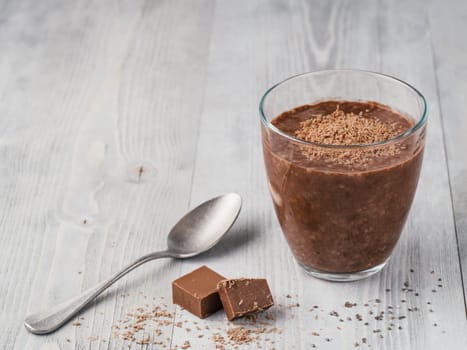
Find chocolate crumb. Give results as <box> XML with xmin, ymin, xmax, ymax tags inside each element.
<box><xmin>294</xmin><ymin>106</ymin><xmax>405</xmax><ymax>145</ymax></box>
<box><xmin>180</xmin><ymin>340</ymin><xmax>191</xmax><ymax>349</ymax></box>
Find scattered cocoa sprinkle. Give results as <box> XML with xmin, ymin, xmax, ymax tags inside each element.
<box><xmin>72</xmin><ymin>322</ymin><xmax>81</xmax><ymax>327</ymax></box>
<box><xmin>212</xmin><ymin>333</ymin><xmax>226</xmax><ymax>346</ymax></box>
<box><xmin>180</xmin><ymin>340</ymin><xmax>191</xmax><ymax>349</ymax></box>
<box><xmin>65</xmin><ymin>338</ymin><xmax>71</xmax><ymax>343</ymax></box>
<box><xmin>344</xmin><ymin>301</ymin><xmax>356</xmax><ymax>308</ymax></box>
<box><xmin>136</xmin><ymin>336</ymin><xmax>151</xmax><ymax>345</ymax></box>
<box><xmin>226</xmin><ymin>327</ymin><xmax>253</xmax><ymax>344</ymax></box>
<box><xmin>246</xmin><ymin>314</ymin><xmax>258</xmax><ymax>323</ymax></box>
<box><xmin>138</xmin><ymin>166</ymin><xmax>144</xmax><ymax>179</ymax></box>
<box><xmin>286</xmin><ymin>294</ymin><xmax>292</xmax><ymax>298</ymax></box>
<box><xmin>312</xmin><ymin>332</ymin><xmax>320</xmax><ymax>336</ymax></box>
<box><xmin>374</xmin><ymin>312</ymin><xmax>384</xmax><ymax>321</ymax></box>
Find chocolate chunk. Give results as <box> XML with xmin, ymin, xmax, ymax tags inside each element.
<box><xmin>172</xmin><ymin>265</ymin><xmax>225</xmax><ymax>319</ymax></box>
<box><xmin>217</xmin><ymin>278</ymin><xmax>274</xmax><ymax>321</ymax></box>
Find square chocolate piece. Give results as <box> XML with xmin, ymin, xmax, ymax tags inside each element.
<box><xmin>217</xmin><ymin>278</ymin><xmax>274</xmax><ymax>321</ymax></box>
<box><xmin>172</xmin><ymin>265</ymin><xmax>226</xmax><ymax>319</ymax></box>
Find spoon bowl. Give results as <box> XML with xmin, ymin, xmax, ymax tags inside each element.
<box><xmin>167</xmin><ymin>193</ymin><xmax>242</xmax><ymax>257</ymax></box>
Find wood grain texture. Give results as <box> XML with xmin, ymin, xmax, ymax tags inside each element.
<box><xmin>0</xmin><ymin>0</ymin><xmax>215</xmax><ymax>349</ymax></box>
<box><xmin>0</xmin><ymin>0</ymin><xmax>465</xmax><ymax>349</ymax></box>
<box><xmin>428</xmin><ymin>0</ymin><xmax>467</xmax><ymax>308</ymax></box>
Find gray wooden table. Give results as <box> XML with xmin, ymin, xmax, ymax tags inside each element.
<box><xmin>1</xmin><ymin>0</ymin><xmax>466</xmax><ymax>349</ymax></box>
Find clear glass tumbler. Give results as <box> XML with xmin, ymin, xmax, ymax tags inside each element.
<box><xmin>260</xmin><ymin>70</ymin><xmax>427</xmax><ymax>281</ymax></box>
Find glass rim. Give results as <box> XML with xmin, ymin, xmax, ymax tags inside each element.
<box><xmin>259</xmin><ymin>69</ymin><xmax>428</xmax><ymax>149</ymax></box>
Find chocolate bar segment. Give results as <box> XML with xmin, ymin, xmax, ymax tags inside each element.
<box><xmin>172</xmin><ymin>265</ymin><xmax>226</xmax><ymax>319</ymax></box>
<box><xmin>217</xmin><ymin>278</ymin><xmax>274</xmax><ymax>321</ymax></box>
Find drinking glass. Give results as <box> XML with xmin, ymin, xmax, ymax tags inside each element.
<box><xmin>260</xmin><ymin>70</ymin><xmax>427</xmax><ymax>281</ymax></box>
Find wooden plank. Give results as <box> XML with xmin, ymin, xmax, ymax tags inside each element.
<box><xmin>428</xmin><ymin>0</ymin><xmax>467</xmax><ymax>308</ymax></box>
<box><xmin>375</xmin><ymin>1</ymin><xmax>467</xmax><ymax>348</ymax></box>
<box><xmin>0</xmin><ymin>0</ymin><xmax>215</xmax><ymax>349</ymax></box>
<box><xmin>170</xmin><ymin>0</ymin><xmax>467</xmax><ymax>349</ymax></box>
<box><xmin>0</xmin><ymin>0</ymin><xmax>465</xmax><ymax>349</ymax></box>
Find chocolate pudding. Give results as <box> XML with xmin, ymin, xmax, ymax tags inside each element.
<box><xmin>261</xmin><ymin>100</ymin><xmax>426</xmax><ymax>273</ymax></box>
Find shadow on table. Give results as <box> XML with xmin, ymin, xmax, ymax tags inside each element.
<box><xmin>190</xmin><ymin>221</ymin><xmax>261</xmax><ymax>262</ymax></box>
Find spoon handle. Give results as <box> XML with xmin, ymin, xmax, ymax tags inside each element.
<box><xmin>24</xmin><ymin>250</ymin><xmax>171</xmax><ymax>335</ymax></box>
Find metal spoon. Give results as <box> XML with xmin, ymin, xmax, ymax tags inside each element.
<box><xmin>24</xmin><ymin>193</ymin><xmax>242</xmax><ymax>335</ymax></box>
